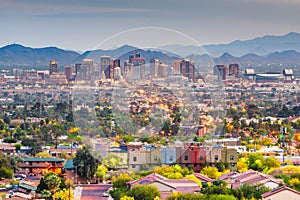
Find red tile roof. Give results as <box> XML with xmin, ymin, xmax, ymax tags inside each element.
<box><xmin>261</xmin><ymin>186</ymin><xmax>300</xmax><ymax>198</ymax></box>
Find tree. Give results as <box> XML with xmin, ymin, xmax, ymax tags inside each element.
<box><xmin>95</xmin><ymin>165</ymin><xmax>108</xmax><ymax>182</ymax></box>
<box><xmin>209</xmin><ymin>194</ymin><xmax>237</xmax><ymax>200</ymax></box>
<box><xmin>37</xmin><ymin>172</ymin><xmax>62</xmax><ymax>194</ymax></box>
<box><xmin>153</xmin><ymin>165</ymin><xmax>192</xmax><ymax>179</ymax></box>
<box><xmin>263</xmin><ymin>156</ymin><xmax>280</xmax><ymax>170</ymax></box>
<box><xmin>73</xmin><ymin>145</ymin><xmax>101</xmax><ymax>180</ymax></box>
<box><xmin>110</xmin><ymin>173</ymin><xmax>133</xmax><ymax>200</ymax></box>
<box><xmin>0</xmin><ymin>167</ymin><xmax>13</xmax><ymax>179</ymax></box>
<box><xmin>247</xmin><ymin>153</ymin><xmax>264</xmax><ymax>171</ymax></box>
<box><xmin>36</xmin><ymin>151</ymin><xmax>51</xmax><ymax>158</ymax></box>
<box><xmin>43</xmin><ymin>172</ymin><xmax>61</xmax><ymax>194</ymax></box>
<box><xmin>237</xmin><ymin>158</ymin><xmax>248</xmax><ymax>172</ymax></box>
<box><xmin>200</xmin><ymin>166</ymin><xmax>219</xmax><ymax>179</ymax></box>
<box><xmin>128</xmin><ymin>185</ymin><xmax>160</xmax><ymax>200</ymax></box>
<box><xmin>120</xmin><ymin>196</ymin><xmax>134</xmax><ymax>200</ymax></box>
<box><xmin>103</xmin><ymin>154</ymin><xmax>123</xmax><ymax>170</ymax></box>
<box><xmin>52</xmin><ymin>188</ymin><xmax>74</xmax><ymax>200</ymax></box>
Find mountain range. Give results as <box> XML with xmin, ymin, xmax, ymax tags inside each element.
<box><xmin>162</xmin><ymin>32</ymin><xmax>300</xmax><ymax>57</ymax></box>
<box><xmin>1</xmin><ymin>32</ymin><xmax>300</xmax><ymax>67</ymax></box>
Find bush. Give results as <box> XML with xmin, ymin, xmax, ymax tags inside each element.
<box><xmin>128</xmin><ymin>185</ymin><xmax>160</xmax><ymax>200</ymax></box>
<box><xmin>0</xmin><ymin>167</ymin><xmax>13</xmax><ymax>179</ymax></box>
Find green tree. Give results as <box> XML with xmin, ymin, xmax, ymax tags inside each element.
<box><xmin>128</xmin><ymin>185</ymin><xmax>160</xmax><ymax>200</ymax></box>
<box><xmin>43</xmin><ymin>172</ymin><xmax>61</xmax><ymax>194</ymax></box>
<box><xmin>95</xmin><ymin>165</ymin><xmax>108</xmax><ymax>182</ymax></box>
<box><xmin>0</xmin><ymin>167</ymin><xmax>13</xmax><ymax>179</ymax></box>
<box><xmin>247</xmin><ymin>153</ymin><xmax>264</xmax><ymax>171</ymax></box>
<box><xmin>73</xmin><ymin>145</ymin><xmax>101</xmax><ymax>180</ymax></box>
<box><xmin>103</xmin><ymin>154</ymin><xmax>123</xmax><ymax>170</ymax></box>
<box><xmin>263</xmin><ymin>156</ymin><xmax>280</xmax><ymax>170</ymax></box>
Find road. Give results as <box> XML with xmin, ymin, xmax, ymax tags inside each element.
<box><xmin>76</xmin><ymin>184</ymin><xmax>113</xmax><ymax>200</ymax></box>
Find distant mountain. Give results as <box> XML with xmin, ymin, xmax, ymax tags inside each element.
<box><xmin>2</xmin><ymin>37</ymin><xmax>300</xmax><ymax>68</ymax></box>
<box><xmin>162</xmin><ymin>32</ymin><xmax>300</xmax><ymax>57</ymax></box>
<box><xmin>211</xmin><ymin>50</ymin><xmax>300</xmax><ymax>66</ymax></box>
<box><xmin>0</xmin><ymin>44</ymin><xmax>80</xmax><ymax>66</ymax></box>
<box><xmin>77</xmin><ymin>45</ymin><xmax>138</xmax><ymax>62</ymax></box>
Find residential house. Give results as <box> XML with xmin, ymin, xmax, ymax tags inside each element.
<box><xmin>205</xmin><ymin>145</ymin><xmax>222</xmax><ymax>165</ymax></box>
<box><xmin>146</xmin><ymin>146</ymin><xmax>162</xmax><ymax>168</ymax></box>
<box><xmin>194</xmin><ymin>173</ymin><xmax>214</xmax><ymax>185</ymax></box>
<box><xmin>218</xmin><ymin>171</ymin><xmax>240</xmax><ymax>187</ymax></box>
<box><xmin>261</xmin><ymin>186</ymin><xmax>300</xmax><ymax>200</ymax></box>
<box><xmin>161</xmin><ymin>146</ymin><xmax>176</xmax><ymax>165</ymax></box>
<box><xmin>230</xmin><ymin>170</ymin><xmax>283</xmax><ymax>189</ymax></box>
<box><xmin>127</xmin><ymin>173</ymin><xmax>201</xmax><ymax>199</ymax></box>
<box><xmin>128</xmin><ymin>148</ymin><xmax>148</xmax><ymax>172</ymax></box>
<box><xmin>19</xmin><ymin>158</ymin><xmax>64</xmax><ymax>175</ymax></box>
<box><xmin>221</xmin><ymin>147</ymin><xmax>238</xmax><ymax>171</ymax></box>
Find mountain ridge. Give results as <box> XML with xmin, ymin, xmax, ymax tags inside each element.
<box><xmin>1</xmin><ymin>32</ymin><xmax>300</xmax><ymax>67</ymax></box>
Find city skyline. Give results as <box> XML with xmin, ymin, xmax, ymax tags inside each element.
<box><xmin>1</xmin><ymin>0</ymin><xmax>300</xmax><ymax>51</ymax></box>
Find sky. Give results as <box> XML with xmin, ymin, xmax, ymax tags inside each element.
<box><xmin>1</xmin><ymin>0</ymin><xmax>300</xmax><ymax>52</ymax></box>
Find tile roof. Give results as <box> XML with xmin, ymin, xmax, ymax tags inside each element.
<box><xmin>193</xmin><ymin>173</ymin><xmax>214</xmax><ymax>182</ymax></box>
<box><xmin>18</xmin><ymin>183</ymin><xmax>37</xmax><ymax>191</ymax></box>
<box><xmin>261</xmin><ymin>186</ymin><xmax>300</xmax><ymax>198</ymax></box>
<box><xmin>22</xmin><ymin>157</ymin><xmax>64</xmax><ymax>162</ymax></box>
<box><xmin>64</xmin><ymin>159</ymin><xmax>74</xmax><ymax>169</ymax></box>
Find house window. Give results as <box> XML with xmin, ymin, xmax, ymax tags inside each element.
<box><xmin>154</xmin><ymin>156</ymin><xmax>158</xmax><ymax>161</ymax></box>
<box><xmin>133</xmin><ymin>157</ymin><xmax>137</xmax><ymax>162</ymax></box>
<box><xmin>200</xmin><ymin>156</ymin><xmax>203</xmax><ymax>161</ymax></box>
<box><xmin>132</xmin><ymin>165</ymin><xmax>135</xmax><ymax>168</ymax></box>
<box><xmin>184</xmin><ymin>155</ymin><xmax>188</xmax><ymax>161</ymax></box>
<box><xmin>169</xmin><ymin>156</ymin><xmax>174</xmax><ymax>162</ymax></box>
<box><xmin>214</xmin><ymin>155</ymin><xmax>218</xmax><ymax>161</ymax></box>
<box><xmin>230</xmin><ymin>155</ymin><xmax>235</xmax><ymax>161</ymax></box>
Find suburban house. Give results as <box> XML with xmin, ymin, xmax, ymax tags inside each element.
<box><xmin>230</xmin><ymin>170</ymin><xmax>283</xmax><ymax>189</ymax></box>
<box><xmin>127</xmin><ymin>173</ymin><xmax>201</xmax><ymax>199</ymax></box>
<box><xmin>19</xmin><ymin>157</ymin><xmax>64</xmax><ymax>175</ymax></box>
<box><xmin>261</xmin><ymin>186</ymin><xmax>300</xmax><ymax>200</ymax></box>
<box><xmin>161</xmin><ymin>146</ymin><xmax>176</xmax><ymax>165</ymax></box>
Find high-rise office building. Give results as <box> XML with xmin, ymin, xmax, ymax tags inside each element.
<box><xmin>158</xmin><ymin>63</ymin><xmax>168</xmax><ymax>78</ymax></box>
<box><xmin>100</xmin><ymin>56</ymin><xmax>111</xmax><ymax>74</ymax></box>
<box><xmin>150</xmin><ymin>58</ymin><xmax>159</xmax><ymax>77</ymax></box>
<box><xmin>64</xmin><ymin>66</ymin><xmax>72</xmax><ymax>81</ymax></box>
<box><xmin>77</xmin><ymin>59</ymin><xmax>93</xmax><ymax>80</ymax></box>
<box><xmin>128</xmin><ymin>51</ymin><xmax>145</xmax><ymax>79</ymax></box>
<box><xmin>214</xmin><ymin>65</ymin><xmax>228</xmax><ymax>80</ymax></box>
<box><xmin>49</xmin><ymin>61</ymin><xmax>58</xmax><ymax>75</ymax></box>
<box><xmin>228</xmin><ymin>64</ymin><xmax>239</xmax><ymax>78</ymax></box>
<box><xmin>180</xmin><ymin>59</ymin><xmax>195</xmax><ymax>80</ymax></box>
<box><xmin>173</xmin><ymin>60</ymin><xmax>182</xmax><ymax>75</ymax></box>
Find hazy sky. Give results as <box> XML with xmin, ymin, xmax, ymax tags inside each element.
<box><xmin>1</xmin><ymin>0</ymin><xmax>300</xmax><ymax>51</ymax></box>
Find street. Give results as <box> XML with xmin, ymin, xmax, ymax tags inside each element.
<box><xmin>76</xmin><ymin>184</ymin><xmax>113</xmax><ymax>200</ymax></box>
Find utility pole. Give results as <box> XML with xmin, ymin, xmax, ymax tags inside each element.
<box><xmin>280</xmin><ymin>126</ymin><xmax>287</xmax><ymax>165</ymax></box>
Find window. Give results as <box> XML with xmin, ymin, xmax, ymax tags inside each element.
<box><xmin>214</xmin><ymin>155</ymin><xmax>218</xmax><ymax>161</ymax></box>
<box><xmin>133</xmin><ymin>156</ymin><xmax>137</xmax><ymax>162</ymax></box>
<box><xmin>184</xmin><ymin>155</ymin><xmax>188</xmax><ymax>161</ymax></box>
<box><xmin>169</xmin><ymin>156</ymin><xmax>174</xmax><ymax>162</ymax></box>
<box><xmin>200</xmin><ymin>156</ymin><xmax>203</xmax><ymax>161</ymax></box>
<box><xmin>154</xmin><ymin>156</ymin><xmax>158</xmax><ymax>161</ymax></box>
<box><xmin>132</xmin><ymin>165</ymin><xmax>135</xmax><ymax>168</ymax></box>
<box><xmin>230</xmin><ymin>155</ymin><xmax>235</xmax><ymax>161</ymax></box>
